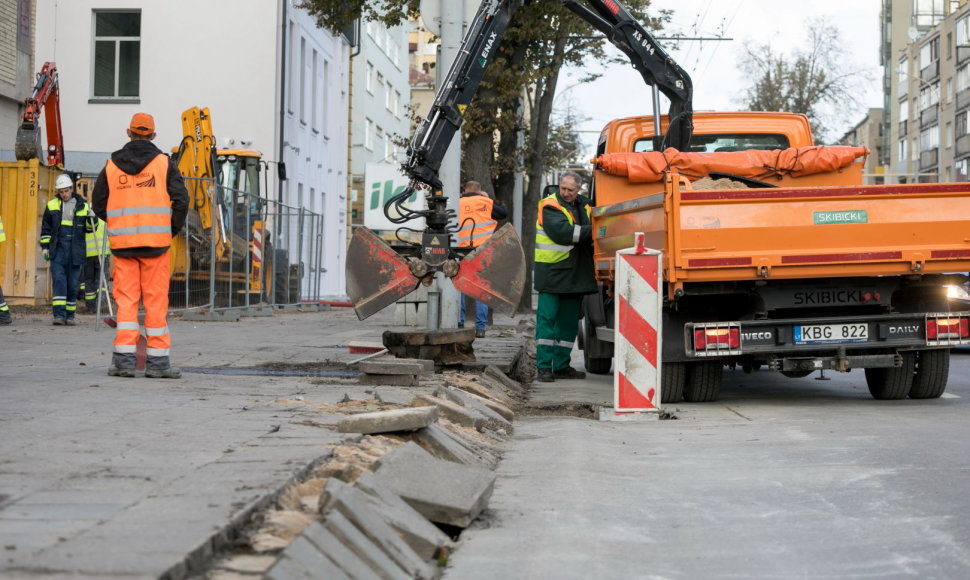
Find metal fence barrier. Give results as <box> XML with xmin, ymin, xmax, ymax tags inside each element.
<box><xmin>165</xmin><ymin>177</ymin><xmax>324</xmax><ymax>313</ymax></box>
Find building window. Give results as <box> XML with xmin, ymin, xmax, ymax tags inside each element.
<box><xmin>393</xmin><ymin>90</ymin><xmax>401</xmax><ymax>118</ymax></box>
<box><xmin>958</xmin><ymin>63</ymin><xmax>970</xmax><ymax>92</ymax></box>
<box><xmin>300</xmin><ymin>37</ymin><xmax>307</xmax><ymax>123</ymax></box>
<box><xmin>919</xmin><ymin>81</ymin><xmax>940</xmax><ymax>110</ymax></box>
<box><xmin>957</xmin><ymin>111</ymin><xmax>969</xmax><ymax>136</ymax></box>
<box><xmin>323</xmin><ymin>59</ymin><xmax>329</xmax><ymax>134</ymax></box>
<box><xmin>365</xmin><ymin>61</ymin><xmax>374</xmax><ymax>94</ymax></box>
<box><xmin>93</xmin><ymin>11</ymin><xmax>141</xmax><ymax>98</ymax></box>
<box><xmin>915</xmin><ymin>0</ymin><xmax>945</xmax><ymax>30</ymax></box>
<box><xmin>364</xmin><ymin>118</ymin><xmax>373</xmax><ymax>150</ymax></box>
<box><xmin>946</xmin><ymin>121</ymin><xmax>954</xmax><ymax>148</ymax></box>
<box><xmin>312</xmin><ymin>49</ymin><xmax>319</xmax><ymax>132</ymax></box>
<box><xmin>898</xmin><ymin>58</ymin><xmax>909</xmax><ymax>97</ymax></box>
<box><xmin>958</xmin><ymin>14</ymin><xmax>970</xmax><ymax>47</ymax></box>
<box><xmin>920</xmin><ymin>124</ymin><xmax>939</xmax><ymax>152</ymax></box>
<box><xmin>957</xmin><ymin>157</ymin><xmax>969</xmax><ymax>181</ymax></box>
<box><xmin>288</xmin><ymin>26</ymin><xmax>297</xmax><ymax>113</ymax></box>
<box><xmin>920</xmin><ymin>36</ymin><xmax>940</xmax><ymax>69</ymax></box>
<box><xmin>899</xmin><ymin>138</ymin><xmax>908</xmax><ymax>163</ymax></box>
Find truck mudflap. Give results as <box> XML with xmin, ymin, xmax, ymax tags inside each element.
<box><xmin>686</xmin><ymin>312</ymin><xmax>970</xmax><ymax>360</ymax></box>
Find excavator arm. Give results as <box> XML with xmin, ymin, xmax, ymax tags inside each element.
<box><xmin>15</xmin><ymin>62</ymin><xmax>65</xmax><ymax>167</ymax></box>
<box><xmin>346</xmin><ymin>0</ymin><xmax>693</xmax><ymax>320</ymax></box>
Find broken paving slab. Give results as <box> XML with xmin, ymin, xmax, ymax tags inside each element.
<box><xmin>324</xmin><ymin>510</ymin><xmax>413</xmax><ymax>580</ymax></box>
<box><xmin>320</xmin><ymin>478</ymin><xmax>437</xmax><ymax>580</ymax></box>
<box><xmin>484</xmin><ymin>364</ymin><xmax>528</xmax><ymax>396</ymax></box>
<box><xmin>359</xmin><ymin>360</ymin><xmax>426</xmax><ymax>375</ymax></box>
<box><xmin>449</xmin><ymin>378</ymin><xmax>515</xmax><ymax>409</ymax></box>
<box><xmin>433</xmin><ymin>386</ymin><xmax>514</xmax><ymax>431</ymax></box>
<box><xmin>302</xmin><ymin>522</ymin><xmax>383</xmax><ymax>580</ymax></box>
<box><xmin>411</xmin><ymin>394</ymin><xmax>485</xmax><ymax>430</ymax></box>
<box><xmin>382</xmin><ymin>328</ymin><xmax>476</xmax><ymax>365</ymax></box>
<box><xmin>337</xmin><ymin>406</ymin><xmax>438</xmax><ymax>435</ymax></box>
<box><xmin>354</xmin><ymin>472</ymin><xmax>452</xmax><ymax>561</ymax></box>
<box><xmin>374</xmin><ymin>442</ymin><xmax>495</xmax><ymax>528</ymax></box>
<box><xmin>267</xmin><ymin>535</ymin><xmax>351</xmax><ymax>580</ymax></box>
<box><xmin>408</xmin><ymin>423</ymin><xmax>496</xmax><ymax>468</ymax></box>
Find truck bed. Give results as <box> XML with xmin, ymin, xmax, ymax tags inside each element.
<box><xmin>592</xmin><ymin>173</ymin><xmax>970</xmax><ymax>292</ymax></box>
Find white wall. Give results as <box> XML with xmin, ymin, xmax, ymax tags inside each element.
<box><xmin>33</xmin><ymin>0</ymin><xmax>351</xmax><ymax>298</ymax></box>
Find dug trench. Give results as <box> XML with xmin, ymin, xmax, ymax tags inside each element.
<box><xmin>169</xmin><ymin>352</ymin><xmax>531</xmax><ymax>580</ymax></box>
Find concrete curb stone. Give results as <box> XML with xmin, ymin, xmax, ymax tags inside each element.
<box><xmin>266</xmin><ymin>535</ymin><xmax>350</xmax><ymax>580</ymax></box>
<box><xmin>411</xmin><ymin>394</ymin><xmax>485</xmax><ymax>430</ymax></box>
<box><xmin>434</xmin><ymin>386</ymin><xmax>514</xmax><ymax>431</ymax></box>
<box><xmin>337</xmin><ymin>406</ymin><xmax>438</xmax><ymax>434</ymax></box>
<box><xmin>323</xmin><ymin>510</ymin><xmax>412</xmax><ymax>580</ymax></box>
<box><xmin>354</xmin><ymin>472</ymin><xmax>452</xmax><ymax>561</ymax></box>
<box><xmin>373</xmin><ymin>442</ymin><xmax>495</xmax><ymax>528</ymax></box>
<box><xmin>407</xmin><ymin>423</ymin><xmax>492</xmax><ymax>467</ymax></box>
<box><xmin>321</xmin><ymin>478</ymin><xmax>438</xmax><ymax>579</ymax></box>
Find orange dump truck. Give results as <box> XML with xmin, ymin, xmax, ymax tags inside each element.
<box><xmin>580</xmin><ymin>112</ymin><xmax>970</xmax><ymax>403</ymax></box>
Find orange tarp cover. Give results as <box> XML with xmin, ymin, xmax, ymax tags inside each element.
<box><xmin>593</xmin><ymin>146</ymin><xmax>869</xmax><ymax>183</ymax></box>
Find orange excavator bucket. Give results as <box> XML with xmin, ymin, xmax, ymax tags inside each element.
<box><xmin>346</xmin><ymin>223</ymin><xmax>526</xmax><ymax>321</ymax></box>
<box><xmin>452</xmin><ymin>224</ymin><xmax>525</xmax><ymax>316</ymax></box>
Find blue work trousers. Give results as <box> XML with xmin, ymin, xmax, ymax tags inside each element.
<box><xmin>460</xmin><ymin>295</ymin><xmax>489</xmax><ymax>331</ymax></box>
<box><xmin>51</xmin><ymin>238</ymin><xmax>81</xmax><ymax>320</ymax></box>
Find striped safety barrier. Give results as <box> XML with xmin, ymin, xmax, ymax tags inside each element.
<box><xmin>614</xmin><ymin>232</ymin><xmax>662</xmax><ymax>412</ymax></box>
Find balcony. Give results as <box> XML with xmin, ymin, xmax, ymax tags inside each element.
<box><xmin>957</xmin><ymin>133</ymin><xmax>970</xmax><ymax>157</ymax></box>
<box><xmin>959</xmin><ymin>45</ymin><xmax>970</xmax><ymax>64</ymax></box>
<box><xmin>958</xmin><ymin>88</ymin><xmax>970</xmax><ymax>111</ymax></box>
<box><xmin>921</xmin><ymin>106</ymin><xmax>938</xmax><ymax>126</ymax></box>
<box><xmin>921</xmin><ymin>60</ymin><xmax>940</xmax><ymax>82</ymax></box>
<box><xmin>919</xmin><ymin>147</ymin><xmax>939</xmax><ymax>170</ymax></box>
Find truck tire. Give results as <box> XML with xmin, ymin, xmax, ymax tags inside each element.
<box><xmin>910</xmin><ymin>349</ymin><xmax>949</xmax><ymax>399</ymax></box>
<box><xmin>864</xmin><ymin>352</ymin><xmax>915</xmax><ymax>400</ymax></box>
<box><xmin>661</xmin><ymin>362</ymin><xmax>686</xmax><ymax>404</ymax></box>
<box><xmin>684</xmin><ymin>361</ymin><xmax>722</xmax><ymax>402</ymax></box>
<box><xmin>580</xmin><ymin>318</ymin><xmax>612</xmax><ymax>375</ymax></box>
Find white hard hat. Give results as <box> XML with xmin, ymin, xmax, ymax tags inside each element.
<box><xmin>55</xmin><ymin>174</ymin><xmax>73</xmax><ymax>190</ymax></box>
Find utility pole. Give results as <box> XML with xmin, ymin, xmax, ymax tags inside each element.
<box><xmin>429</xmin><ymin>0</ymin><xmax>463</xmax><ymax>329</ymax></box>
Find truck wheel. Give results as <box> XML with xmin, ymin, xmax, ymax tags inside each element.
<box><xmin>684</xmin><ymin>361</ymin><xmax>722</xmax><ymax>402</ymax></box>
<box><xmin>661</xmin><ymin>362</ymin><xmax>686</xmax><ymax>404</ymax></box>
<box><xmin>910</xmin><ymin>349</ymin><xmax>949</xmax><ymax>399</ymax></box>
<box><xmin>580</xmin><ymin>319</ymin><xmax>612</xmax><ymax>374</ymax></box>
<box><xmin>864</xmin><ymin>352</ymin><xmax>915</xmax><ymax>400</ymax></box>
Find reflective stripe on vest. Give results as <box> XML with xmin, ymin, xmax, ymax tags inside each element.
<box><xmin>457</xmin><ymin>195</ymin><xmax>497</xmax><ymax>247</ymax></box>
<box><xmin>105</xmin><ymin>155</ymin><xmax>173</xmax><ymax>250</ymax></box>
<box><xmin>534</xmin><ymin>195</ymin><xmax>590</xmax><ymax>264</ymax></box>
<box><xmin>85</xmin><ymin>219</ymin><xmax>111</xmax><ymax>257</ymax></box>
<box><xmin>0</xmin><ymin>215</ymin><xmax>5</xmax><ymax>243</ymax></box>
<box><xmin>46</xmin><ymin>197</ymin><xmax>90</xmax><ymax>227</ymax></box>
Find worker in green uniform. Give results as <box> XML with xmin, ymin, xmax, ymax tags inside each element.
<box><xmin>533</xmin><ymin>171</ymin><xmax>596</xmax><ymax>382</ymax></box>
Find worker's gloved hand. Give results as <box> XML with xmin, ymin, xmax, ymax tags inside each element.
<box><xmin>42</xmin><ymin>249</ymin><xmax>50</xmax><ymax>261</ymax></box>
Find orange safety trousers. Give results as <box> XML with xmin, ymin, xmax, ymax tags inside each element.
<box><xmin>112</xmin><ymin>253</ymin><xmax>171</xmax><ymax>357</ymax></box>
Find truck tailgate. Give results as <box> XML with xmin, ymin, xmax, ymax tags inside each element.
<box><xmin>592</xmin><ymin>175</ymin><xmax>970</xmax><ymax>285</ymax></box>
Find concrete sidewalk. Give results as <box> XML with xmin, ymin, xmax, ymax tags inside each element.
<box><xmin>0</xmin><ymin>304</ymin><xmax>529</xmax><ymax>579</ymax></box>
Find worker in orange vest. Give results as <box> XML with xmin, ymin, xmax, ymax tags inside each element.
<box><xmin>456</xmin><ymin>180</ymin><xmax>507</xmax><ymax>337</ymax></box>
<box><xmin>92</xmin><ymin>112</ymin><xmax>188</xmax><ymax>378</ymax></box>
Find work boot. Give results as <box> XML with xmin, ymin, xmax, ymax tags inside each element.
<box><xmin>0</xmin><ymin>313</ymin><xmax>11</xmax><ymax>326</ymax></box>
<box><xmin>52</xmin><ymin>317</ymin><xmax>66</xmax><ymax>326</ymax></box>
<box><xmin>145</xmin><ymin>367</ymin><xmax>182</xmax><ymax>379</ymax></box>
<box><xmin>554</xmin><ymin>367</ymin><xmax>586</xmax><ymax>380</ymax></box>
<box><xmin>64</xmin><ymin>318</ymin><xmax>77</xmax><ymax>326</ymax></box>
<box><xmin>537</xmin><ymin>368</ymin><xmax>555</xmax><ymax>383</ymax></box>
<box><xmin>475</xmin><ymin>328</ymin><xmax>486</xmax><ymax>338</ymax></box>
<box><xmin>107</xmin><ymin>366</ymin><xmax>135</xmax><ymax>378</ymax></box>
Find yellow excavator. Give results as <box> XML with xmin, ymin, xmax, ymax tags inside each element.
<box><xmin>171</xmin><ymin>106</ymin><xmax>285</xmax><ymax>304</ymax></box>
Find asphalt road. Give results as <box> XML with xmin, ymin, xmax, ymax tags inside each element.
<box><xmin>444</xmin><ymin>351</ymin><xmax>970</xmax><ymax>579</ymax></box>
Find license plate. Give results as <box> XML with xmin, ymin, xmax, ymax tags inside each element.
<box><xmin>794</xmin><ymin>323</ymin><xmax>868</xmax><ymax>345</ymax></box>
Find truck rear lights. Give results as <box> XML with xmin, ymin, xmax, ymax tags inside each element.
<box><xmin>925</xmin><ymin>314</ymin><xmax>970</xmax><ymax>344</ymax></box>
<box><xmin>692</xmin><ymin>323</ymin><xmax>741</xmax><ymax>355</ymax></box>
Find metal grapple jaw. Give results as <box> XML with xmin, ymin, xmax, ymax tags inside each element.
<box><xmin>345</xmin><ymin>223</ymin><xmax>526</xmax><ymax>321</ymax></box>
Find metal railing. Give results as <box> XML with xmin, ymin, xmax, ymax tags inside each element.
<box><xmin>166</xmin><ymin>177</ymin><xmax>324</xmax><ymax>313</ymax></box>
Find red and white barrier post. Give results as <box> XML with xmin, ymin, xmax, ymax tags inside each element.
<box><xmin>611</xmin><ymin>232</ymin><xmax>663</xmax><ymax>415</ymax></box>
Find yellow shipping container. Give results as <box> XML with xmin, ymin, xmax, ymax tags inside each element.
<box><xmin>0</xmin><ymin>159</ymin><xmax>62</xmax><ymax>305</ymax></box>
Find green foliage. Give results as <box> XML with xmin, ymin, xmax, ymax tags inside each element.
<box><xmin>738</xmin><ymin>17</ymin><xmax>872</xmax><ymax>143</ymax></box>
<box><xmin>298</xmin><ymin>0</ymin><xmax>420</xmax><ymax>32</ymax></box>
